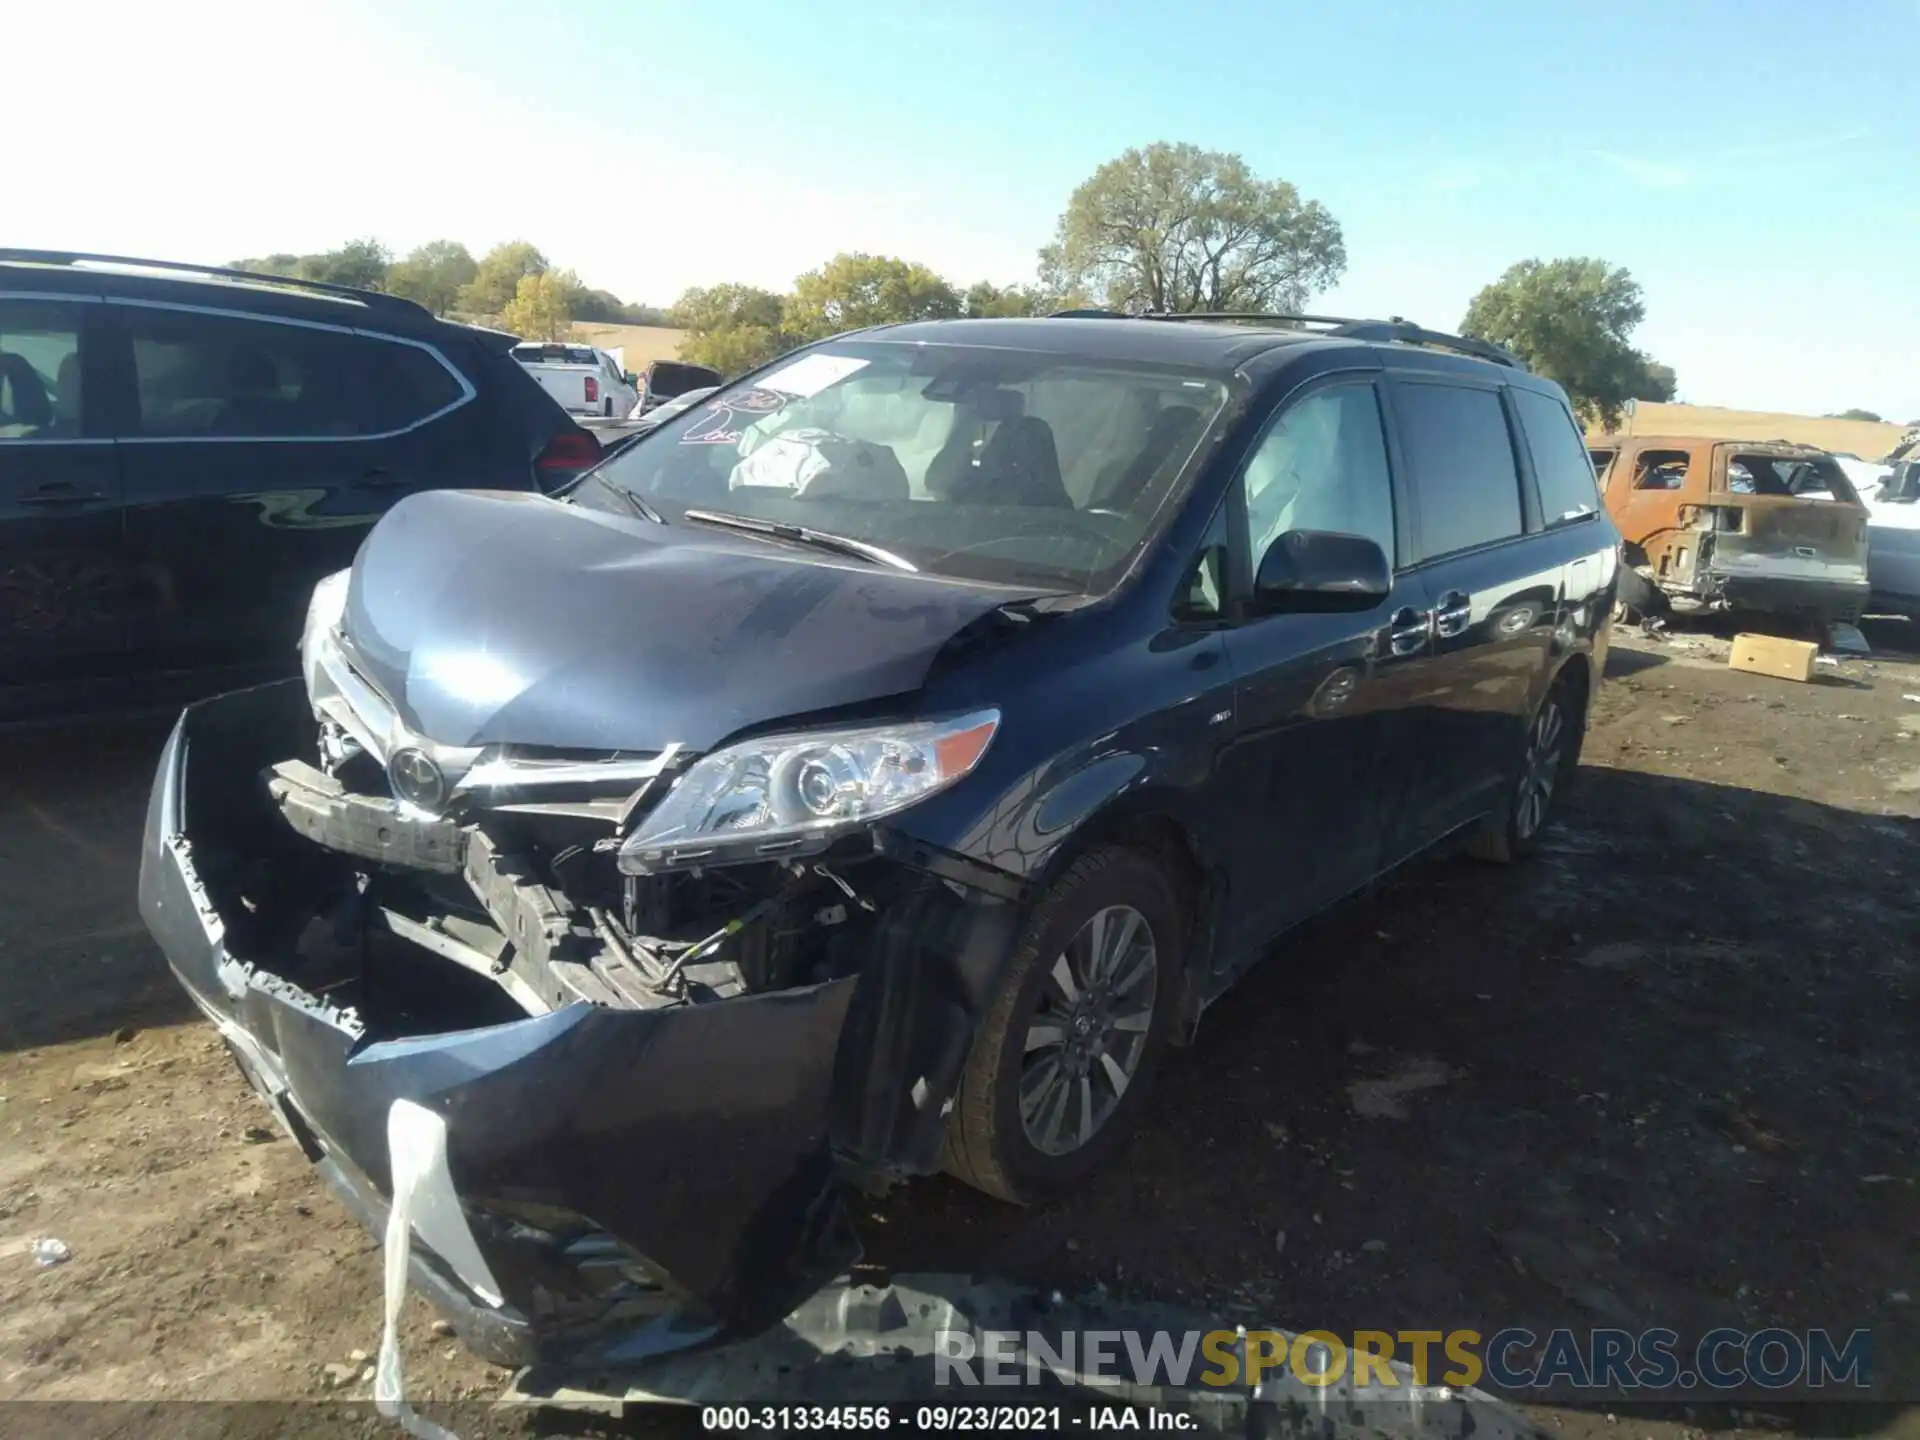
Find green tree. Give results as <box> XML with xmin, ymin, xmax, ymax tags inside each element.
<box><xmin>232</xmin><ymin>252</ymin><xmax>303</xmax><ymax>277</ymax></box>
<box><xmin>961</xmin><ymin>281</ymin><xmax>1051</xmax><ymax>318</ymax></box>
<box><xmin>670</xmin><ymin>283</ymin><xmax>792</xmax><ymax>374</ymax></box>
<box><xmin>385</xmin><ymin>240</ymin><xmax>477</xmax><ymax>314</ymax></box>
<box><xmin>1637</xmin><ymin>361</ymin><xmax>1678</xmax><ymax>403</ymax></box>
<box><xmin>568</xmin><ymin>289</ymin><xmax>673</xmax><ymax>326</ymax></box>
<box><xmin>1461</xmin><ymin>258</ymin><xmax>1675</xmax><ymax>429</ymax></box>
<box><xmin>1827</xmin><ymin>408</ymin><xmax>1884</xmax><ymax>422</ymax></box>
<box><xmin>462</xmin><ymin>241</ymin><xmax>549</xmax><ymax>316</ymax></box>
<box><xmin>571</xmin><ymin>287</ymin><xmax>631</xmax><ymax>323</ymax></box>
<box><xmin>784</xmin><ymin>253</ymin><xmax>961</xmax><ymax>344</ymax></box>
<box><xmin>299</xmin><ymin>238</ymin><xmax>391</xmax><ymax>291</ymax></box>
<box><xmin>500</xmin><ymin>269</ymin><xmax>577</xmax><ymax>341</ymax></box>
<box><xmin>1039</xmin><ymin>142</ymin><xmax>1345</xmax><ymax>314</ymax></box>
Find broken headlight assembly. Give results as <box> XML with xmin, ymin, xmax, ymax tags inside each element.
<box><xmin>618</xmin><ymin>710</ymin><xmax>999</xmax><ymax>874</ymax></box>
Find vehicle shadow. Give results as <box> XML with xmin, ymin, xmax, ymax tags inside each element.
<box><xmin>1861</xmin><ymin>614</ymin><xmax>1920</xmax><ymax>663</ymax></box>
<box><xmin>863</xmin><ymin>764</ymin><xmax>1920</xmax><ymax>1421</ymax></box>
<box><xmin>0</xmin><ymin>717</ymin><xmax>189</xmax><ymax>1052</ymax></box>
<box><xmin>1602</xmin><ymin>642</ymin><xmax>1670</xmax><ymax>679</ymax></box>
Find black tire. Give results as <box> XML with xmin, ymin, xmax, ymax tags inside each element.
<box><xmin>1466</xmin><ymin>670</ymin><xmax>1587</xmax><ymax>864</ymax></box>
<box><xmin>942</xmin><ymin>846</ymin><xmax>1182</xmax><ymax>1202</ymax></box>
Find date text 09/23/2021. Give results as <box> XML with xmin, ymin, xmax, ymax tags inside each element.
<box><xmin>701</xmin><ymin>1405</ymin><xmax>1195</xmax><ymax>1431</ymax></box>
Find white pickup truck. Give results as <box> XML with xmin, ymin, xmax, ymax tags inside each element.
<box><xmin>509</xmin><ymin>342</ymin><xmax>639</xmax><ymax>419</ymax></box>
<box><xmin>1837</xmin><ymin>435</ymin><xmax>1920</xmax><ymax>620</ymax></box>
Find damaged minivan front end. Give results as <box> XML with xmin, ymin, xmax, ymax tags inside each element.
<box><xmin>138</xmin><ymin>490</ymin><xmax>1041</xmax><ymax>1370</ymax></box>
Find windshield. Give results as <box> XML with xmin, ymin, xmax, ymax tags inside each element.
<box><xmin>588</xmin><ymin>340</ymin><xmax>1230</xmax><ymax>591</ymax></box>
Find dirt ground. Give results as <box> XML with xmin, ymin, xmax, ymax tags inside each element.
<box><xmin>3</xmin><ymin>618</ymin><xmax>1918</xmax><ymax>1437</ymax></box>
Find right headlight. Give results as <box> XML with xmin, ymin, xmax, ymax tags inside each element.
<box><xmin>617</xmin><ymin>709</ymin><xmax>1000</xmax><ymax>874</ymax></box>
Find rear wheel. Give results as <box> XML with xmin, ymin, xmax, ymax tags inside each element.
<box><xmin>0</xmin><ymin>550</ymin><xmax>124</xmax><ymax>641</ymax></box>
<box><xmin>942</xmin><ymin>846</ymin><xmax>1181</xmax><ymax>1202</ymax></box>
<box><xmin>1467</xmin><ymin>671</ymin><xmax>1586</xmax><ymax>863</ymax></box>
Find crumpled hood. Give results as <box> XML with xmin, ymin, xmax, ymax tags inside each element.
<box><xmin>340</xmin><ymin>489</ymin><xmax>1014</xmax><ymax>753</ymax></box>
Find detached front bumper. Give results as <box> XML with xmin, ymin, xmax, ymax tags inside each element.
<box><xmin>137</xmin><ymin>684</ymin><xmax>863</xmax><ymax>1369</ymax></box>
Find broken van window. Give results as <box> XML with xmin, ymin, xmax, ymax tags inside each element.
<box><xmin>1634</xmin><ymin>452</ymin><xmax>1690</xmax><ymax>491</ymax></box>
<box><xmin>1728</xmin><ymin>454</ymin><xmax>1859</xmax><ymax>503</ymax></box>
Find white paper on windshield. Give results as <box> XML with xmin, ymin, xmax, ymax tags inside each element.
<box><xmin>757</xmin><ymin>353</ymin><xmax>869</xmax><ymax>397</ymax></box>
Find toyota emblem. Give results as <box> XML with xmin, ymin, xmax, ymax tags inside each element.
<box><xmin>387</xmin><ymin>747</ymin><xmax>448</xmax><ymax>812</ymax></box>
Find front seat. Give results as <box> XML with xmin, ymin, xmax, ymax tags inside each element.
<box><xmin>925</xmin><ymin>388</ymin><xmax>1027</xmax><ymax>499</ymax></box>
<box><xmin>0</xmin><ymin>353</ymin><xmax>53</xmax><ymax>433</ymax></box>
<box><xmin>53</xmin><ymin>353</ymin><xmax>83</xmax><ymax>435</ymax></box>
<box><xmin>951</xmin><ymin>415</ymin><xmax>1070</xmax><ymax>508</ymax></box>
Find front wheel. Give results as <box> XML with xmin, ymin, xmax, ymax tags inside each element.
<box><xmin>942</xmin><ymin>846</ymin><xmax>1182</xmax><ymax>1202</ymax></box>
<box><xmin>1467</xmin><ymin>672</ymin><xmax>1586</xmax><ymax>863</ymax></box>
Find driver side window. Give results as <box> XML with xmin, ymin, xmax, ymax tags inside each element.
<box><xmin>1237</xmin><ymin>382</ymin><xmax>1395</xmax><ymax>573</ymax></box>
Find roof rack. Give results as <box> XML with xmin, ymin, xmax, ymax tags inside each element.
<box><xmin>1150</xmin><ymin>311</ymin><xmax>1526</xmax><ymax>370</ymax></box>
<box><xmin>0</xmin><ymin>249</ymin><xmax>430</xmax><ymax>317</ymax></box>
<box><xmin>1048</xmin><ymin>307</ymin><xmax>1525</xmax><ymax>370</ymax></box>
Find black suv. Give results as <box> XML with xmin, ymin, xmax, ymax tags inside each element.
<box><xmin>139</xmin><ymin>312</ymin><xmax>1618</xmax><ymax>1366</ymax></box>
<box><xmin>0</xmin><ymin>251</ymin><xmax>600</xmax><ymax>726</ymax></box>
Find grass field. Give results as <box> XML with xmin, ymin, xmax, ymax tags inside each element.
<box><xmin>570</xmin><ymin>322</ymin><xmax>686</xmax><ymax>369</ymax></box>
<box><xmin>1595</xmin><ymin>401</ymin><xmax>1908</xmax><ymax>459</ymax></box>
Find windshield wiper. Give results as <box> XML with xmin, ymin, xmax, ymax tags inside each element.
<box><xmin>683</xmin><ymin>509</ymin><xmax>918</xmax><ymax>572</ymax></box>
<box><xmin>577</xmin><ymin>471</ymin><xmax>664</xmax><ymax>524</ymax></box>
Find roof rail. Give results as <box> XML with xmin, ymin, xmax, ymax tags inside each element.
<box><xmin>1136</xmin><ymin>311</ymin><xmax>1527</xmax><ymax>370</ymax></box>
<box><xmin>0</xmin><ymin>249</ymin><xmax>431</xmax><ymax>317</ymax></box>
<box><xmin>1141</xmin><ymin>311</ymin><xmax>1359</xmax><ymax>329</ymax></box>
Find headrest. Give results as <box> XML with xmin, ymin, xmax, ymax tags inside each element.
<box><xmin>970</xmin><ymin>388</ymin><xmax>1026</xmax><ymax>423</ymax></box>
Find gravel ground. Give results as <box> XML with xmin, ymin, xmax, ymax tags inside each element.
<box><xmin>3</xmin><ymin>620</ymin><xmax>1918</xmax><ymax>1438</ymax></box>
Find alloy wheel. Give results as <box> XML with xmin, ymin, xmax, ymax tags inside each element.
<box><xmin>0</xmin><ymin>556</ymin><xmax>119</xmax><ymax>638</ymax></box>
<box><xmin>1514</xmin><ymin>697</ymin><xmax>1567</xmax><ymax>841</ymax></box>
<box><xmin>1018</xmin><ymin>904</ymin><xmax>1157</xmax><ymax>1156</ymax></box>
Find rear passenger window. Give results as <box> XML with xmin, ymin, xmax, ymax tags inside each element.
<box><xmin>382</xmin><ymin>346</ymin><xmax>465</xmax><ymax>426</ymax></box>
<box><xmin>1393</xmin><ymin>383</ymin><xmax>1523</xmax><ymax>560</ymax></box>
<box><xmin>0</xmin><ymin>299</ymin><xmax>86</xmax><ymax>441</ymax></box>
<box><xmin>1512</xmin><ymin>388</ymin><xmax>1601</xmax><ymax>526</ymax></box>
<box><xmin>124</xmin><ymin>310</ymin><xmax>463</xmax><ymax>439</ymax></box>
<box><xmin>1633</xmin><ymin>451</ymin><xmax>1690</xmax><ymax>491</ymax></box>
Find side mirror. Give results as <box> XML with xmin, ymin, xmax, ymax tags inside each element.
<box><xmin>1253</xmin><ymin>530</ymin><xmax>1391</xmax><ymax>613</ymax></box>
<box><xmin>624</xmin><ymin>372</ymin><xmax>638</xmax><ymax>387</ymax></box>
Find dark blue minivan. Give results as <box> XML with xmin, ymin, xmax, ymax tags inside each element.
<box><xmin>138</xmin><ymin>312</ymin><xmax>1618</xmax><ymax>1367</ymax></box>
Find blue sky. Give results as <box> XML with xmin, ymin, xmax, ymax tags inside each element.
<box><xmin>20</xmin><ymin>0</ymin><xmax>1919</xmax><ymax>421</ymax></box>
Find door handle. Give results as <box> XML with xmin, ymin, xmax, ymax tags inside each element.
<box><xmin>1433</xmin><ymin>590</ymin><xmax>1473</xmax><ymax>638</ymax></box>
<box><xmin>17</xmin><ymin>484</ymin><xmax>108</xmax><ymax>506</ymax></box>
<box><xmin>354</xmin><ymin>468</ymin><xmax>404</xmax><ymax>489</ymax></box>
<box><xmin>1384</xmin><ymin>605</ymin><xmax>1432</xmax><ymax>656</ymax></box>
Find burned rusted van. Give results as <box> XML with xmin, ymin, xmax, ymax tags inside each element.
<box><xmin>1586</xmin><ymin>435</ymin><xmax>1870</xmax><ymax>623</ymax></box>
